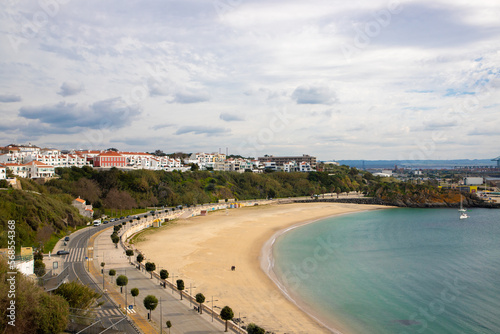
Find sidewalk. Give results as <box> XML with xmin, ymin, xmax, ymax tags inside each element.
<box><xmin>91</xmin><ymin>226</ymin><xmax>235</xmax><ymax>334</ymax></box>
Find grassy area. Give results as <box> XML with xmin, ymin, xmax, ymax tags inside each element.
<box><xmin>127</xmin><ymin>220</ymin><xmax>177</xmax><ymax>245</ymax></box>
<box><xmin>44</xmin><ymin>224</ymin><xmax>91</xmax><ymax>253</ymax></box>
<box><xmin>44</xmin><ymin>232</ymin><xmax>65</xmax><ymax>253</ymax></box>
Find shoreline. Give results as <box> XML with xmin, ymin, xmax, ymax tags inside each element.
<box><xmin>261</xmin><ymin>209</ymin><xmax>390</xmax><ymax>334</ymax></box>
<box><xmin>135</xmin><ymin>202</ymin><xmax>390</xmax><ymax>333</ymax></box>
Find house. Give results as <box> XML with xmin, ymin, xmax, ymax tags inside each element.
<box><xmin>0</xmin><ymin>247</ymin><xmax>34</xmax><ymax>276</ymax></box>
<box><xmin>26</xmin><ymin>161</ymin><xmax>55</xmax><ymax>178</ymax></box>
<box><xmin>72</xmin><ymin>197</ymin><xmax>94</xmax><ymax>218</ymax></box>
<box><xmin>93</xmin><ymin>151</ymin><xmax>126</xmax><ymax>168</ymax></box>
<box><xmin>3</xmin><ymin>163</ymin><xmax>29</xmax><ymax>178</ymax></box>
<box><xmin>0</xmin><ymin>164</ymin><xmax>6</xmax><ymax>180</ymax></box>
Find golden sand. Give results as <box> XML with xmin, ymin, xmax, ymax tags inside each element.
<box><xmin>136</xmin><ymin>202</ymin><xmax>388</xmax><ymax>333</ymax></box>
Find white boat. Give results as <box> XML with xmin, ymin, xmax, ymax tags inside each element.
<box><xmin>458</xmin><ymin>195</ymin><xmax>467</xmax><ymax>212</ymax></box>
<box><xmin>460</xmin><ymin>212</ymin><xmax>469</xmax><ymax>219</ymax></box>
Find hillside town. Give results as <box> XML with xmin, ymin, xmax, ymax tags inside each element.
<box><xmin>0</xmin><ymin>143</ymin><xmax>320</xmax><ymax>180</ymax></box>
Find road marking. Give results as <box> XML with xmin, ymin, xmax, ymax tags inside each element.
<box><xmin>127</xmin><ymin>308</ymin><xmax>136</xmax><ymax>314</ymax></box>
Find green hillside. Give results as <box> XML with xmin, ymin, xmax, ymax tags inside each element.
<box><xmin>0</xmin><ymin>185</ymin><xmax>88</xmax><ymax>252</ymax></box>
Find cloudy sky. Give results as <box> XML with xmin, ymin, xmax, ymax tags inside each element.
<box><xmin>1</xmin><ymin>0</ymin><xmax>499</xmax><ymax>160</ymax></box>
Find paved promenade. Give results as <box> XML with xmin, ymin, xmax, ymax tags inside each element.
<box><xmin>91</xmin><ymin>226</ymin><xmax>240</xmax><ymax>334</ymax></box>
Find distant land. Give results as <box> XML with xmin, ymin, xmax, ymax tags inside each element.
<box><xmin>336</xmin><ymin>159</ymin><xmax>497</xmax><ymax>169</ymax></box>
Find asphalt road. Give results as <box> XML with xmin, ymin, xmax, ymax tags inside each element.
<box><xmin>63</xmin><ymin>217</ymin><xmax>143</xmax><ymax>333</ymax></box>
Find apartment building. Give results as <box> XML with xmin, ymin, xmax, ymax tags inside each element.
<box><xmin>258</xmin><ymin>154</ymin><xmax>317</xmax><ymax>169</ymax></box>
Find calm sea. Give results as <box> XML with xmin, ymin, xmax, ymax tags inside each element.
<box><xmin>272</xmin><ymin>208</ymin><xmax>500</xmax><ymax>334</ymax></box>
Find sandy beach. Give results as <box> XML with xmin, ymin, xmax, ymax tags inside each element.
<box><xmin>136</xmin><ymin>202</ymin><xmax>389</xmax><ymax>333</ymax></box>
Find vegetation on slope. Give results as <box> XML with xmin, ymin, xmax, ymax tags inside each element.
<box><xmin>0</xmin><ymin>188</ymin><xmax>88</xmax><ymax>252</ymax></box>
<box><xmin>0</xmin><ymin>258</ymin><xmax>69</xmax><ymax>333</ymax></box>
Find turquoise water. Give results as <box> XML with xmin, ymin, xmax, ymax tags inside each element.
<box><xmin>272</xmin><ymin>208</ymin><xmax>500</xmax><ymax>334</ymax></box>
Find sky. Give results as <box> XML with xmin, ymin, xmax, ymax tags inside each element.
<box><xmin>1</xmin><ymin>0</ymin><xmax>500</xmax><ymax>161</ymax></box>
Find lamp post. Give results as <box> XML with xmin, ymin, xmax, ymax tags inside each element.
<box><xmin>160</xmin><ymin>298</ymin><xmax>163</xmax><ymax>334</ymax></box>
<box><xmin>238</xmin><ymin>312</ymin><xmax>246</xmax><ymax>329</ymax></box>
<box><xmin>211</xmin><ymin>296</ymin><xmax>219</xmax><ymax>322</ymax></box>
<box><xmin>189</xmin><ymin>283</ymin><xmax>196</xmax><ymax>308</ymax></box>
<box><xmin>170</xmin><ymin>273</ymin><xmax>177</xmax><ymax>294</ymax></box>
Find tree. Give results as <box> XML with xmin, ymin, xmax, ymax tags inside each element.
<box><xmin>195</xmin><ymin>293</ymin><xmax>205</xmax><ymax>314</ymax></box>
<box><xmin>54</xmin><ymin>280</ymin><xmax>101</xmax><ymax>311</ymax></box>
<box><xmin>126</xmin><ymin>249</ymin><xmax>134</xmax><ymax>263</ymax></box>
<box><xmin>131</xmin><ymin>288</ymin><xmax>139</xmax><ymax>305</ymax></box>
<box><xmin>145</xmin><ymin>262</ymin><xmax>156</xmax><ymax>279</ymax></box>
<box><xmin>247</xmin><ymin>323</ymin><xmax>266</xmax><ymax>334</ymax></box>
<box><xmin>116</xmin><ymin>275</ymin><xmax>128</xmax><ymax>293</ymax></box>
<box><xmin>34</xmin><ymin>249</ymin><xmax>44</xmax><ymax>261</ymax></box>
<box><xmin>143</xmin><ymin>295</ymin><xmax>158</xmax><ymax>321</ymax></box>
<box><xmin>166</xmin><ymin>320</ymin><xmax>172</xmax><ymax>334</ymax></box>
<box><xmin>34</xmin><ymin>259</ymin><xmax>46</xmax><ymax>277</ymax></box>
<box><xmin>137</xmin><ymin>253</ymin><xmax>144</xmax><ymax>264</ymax></box>
<box><xmin>176</xmin><ymin>279</ymin><xmax>184</xmax><ymax>300</ymax></box>
<box><xmin>220</xmin><ymin>306</ymin><xmax>234</xmax><ymax>332</ymax></box>
<box><xmin>111</xmin><ymin>233</ymin><xmax>120</xmax><ymax>248</ymax></box>
<box><xmin>36</xmin><ymin>292</ymin><xmax>70</xmax><ymax>333</ymax></box>
<box><xmin>109</xmin><ymin>269</ymin><xmax>116</xmax><ymax>282</ymax></box>
<box><xmin>160</xmin><ymin>269</ymin><xmax>169</xmax><ymax>280</ymax></box>
<box><xmin>0</xmin><ymin>259</ymin><xmax>68</xmax><ymax>333</ymax></box>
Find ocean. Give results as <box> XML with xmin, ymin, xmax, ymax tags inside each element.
<box><xmin>272</xmin><ymin>208</ymin><xmax>500</xmax><ymax>334</ymax></box>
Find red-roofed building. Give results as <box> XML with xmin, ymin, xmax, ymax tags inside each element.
<box><xmin>93</xmin><ymin>151</ymin><xmax>126</xmax><ymax>167</ymax></box>
<box><xmin>3</xmin><ymin>161</ymin><xmax>54</xmax><ymax>178</ymax></box>
<box><xmin>72</xmin><ymin>197</ymin><xmax>94</xmax><ymax>218</ymax></box>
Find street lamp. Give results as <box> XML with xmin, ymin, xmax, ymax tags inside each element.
<box><xmin>211</xmin><ymin>296</ymin><xmax>219</xmax><ymax>322</ymax></box>
<box><xmin>170</xmin><ymin>273</ymin><xmax>177</xmax><ymax>294</ymax></box>
<box><xmin>189</xmin><ymin>283</ymin><xmax>196</xmax><ymax>308</ymax></box>
<box><xmin>238</xmin><ymin>312</ymin><xmax>247</xmax><ymax>329</ymax></box>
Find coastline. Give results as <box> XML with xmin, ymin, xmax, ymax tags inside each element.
<box><xmin>135</xmin><ymin>202</ymin><xmax>390</xmax><ymax>333</ymax></box>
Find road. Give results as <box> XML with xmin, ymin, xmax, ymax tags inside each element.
<box><xmin>62</xmin><ymin>217</ymin><xmax>144</xmax><ymax>333</ymax></box>
<box><xmin>62</xmin><ymin>211</ymin><xmax>236</xmax><ymax>333</ymax></box>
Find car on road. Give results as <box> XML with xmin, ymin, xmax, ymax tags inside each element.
<box><xmin>103</xmin><ymin>220</ymin><xmax>109</xmax><ymax>224</ymax></box>
<box><xmin>120</xmin><ymin>216</ymin><xmax>125</xmax><ymax>219</ymax></box>
<box><xmin>64</xmin><ymin>236</ymin><xmax>70</xmax><ymax>241</ymax></box>
<box><xmin>57</xmin><ymin>250</ymin><xmax>70</xmax><ymax>255</ymax></box>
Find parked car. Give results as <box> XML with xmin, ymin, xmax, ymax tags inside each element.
<box><xmin>64</xmin><ymin>236</ymin><xmax>70</xmax><ymax>241</ymax></box>
<box><xmin>57</xmin><ymin>250</ymin><xmax>69</xmax><ymax>255</ymax></box>
<box><xmin>120</xmin><ymin>216</ymin><xmax>125</xmax><ymax>220</ymax></box>
<box><xmin>103</xmin><ymin>220</ymin><xmax>109</xmax><ymax>224</ymax></box>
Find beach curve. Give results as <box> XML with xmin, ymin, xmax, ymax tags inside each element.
<box><xmin>135</xmin><ymin>202</ymin><xmax>389</xmax><ymax>333</ymax></box>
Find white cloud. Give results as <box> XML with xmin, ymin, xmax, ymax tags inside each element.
<box><xmin>0</xmin><ymin>0</ymin><xmax>499</xmax><ymax>159</ymax></box>
<box><xmin>58</xmin><ymin>81</ymin><xmax>84</xmax><ymax>97</ymax></box>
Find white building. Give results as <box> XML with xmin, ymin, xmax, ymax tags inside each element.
<box><xmin>0</xmin><ymin>164</ymin><xmax>6</xmax><ymax>180</ymax></box>
<box><xmin>3</xmin><ymin>161</ymin><xmax>55</xmax><ymax>179</ymax></box>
